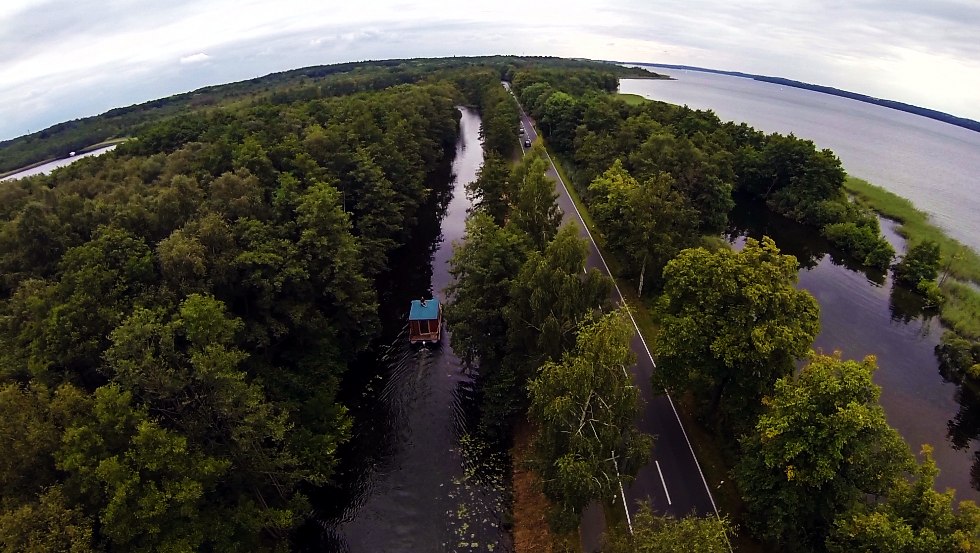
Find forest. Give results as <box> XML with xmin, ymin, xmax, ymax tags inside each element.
<box><xmin>2</xmin><ymin>54</ymin><xmax>978</xmax><ymax>552</ymax></box>
<box><xmin>0</xmin><ymin>56</ymin><xmax>635</xmax><ymax>551</ymax></box>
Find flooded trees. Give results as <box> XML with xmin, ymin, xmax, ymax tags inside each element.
<box><xmin>736</xmin><ymin>353</ymin><xmax>912</xmax><ymax>550</ymax></box>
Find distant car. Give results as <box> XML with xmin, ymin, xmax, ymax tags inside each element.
<box><xmin>524</xmin><ymin>138</ymin><xmax>531</xmax><ymax>148</ymax></box>
<box><xmin>519</xmin><ymin>126</ymin><xmax>524</xmax><ymax>134</ymax></box>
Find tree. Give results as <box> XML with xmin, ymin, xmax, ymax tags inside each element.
<box><xmin>602</xmin><ymin>503</ymin><xmax>733</xmax><ymax>553</ymax></box>
<box><xmin>446</xmin><ymin>212</ymin><xmax>528</xmax><ymax>370</ymax></box>
<box><xmin>736</xmin><ymin>352</ymin><xmax>913</xmax><ymax>550</ymax></box>
<box><xmin>506</xmin><ymin>224</ymin><xmax>613</xmax><ymax>374</ymax></box>
<box><xmin>466</xmin><ymin>151</ymin><xmax>512</xmax><ymax>225</ymax></box>
<box><xmin>827</xmin><ymin>445</ymin><xmax>980</xmax><ymax>553</ymax></box>
<box><xmin>528</xmin><ymin>309</ymin><xmax>652</xmax><ymax>532</ymax></box>
<box><xmin>655</xmin><ymin>237</ymin><xmax>819</xmax><ymax>429</ymax></box>
<box><xmin>510</xmin><ymin>154</ymin><xmax>562</xmax><ymax>251</ymax></box>
<box><xmin>588</xmin><ymin>160</ymin><xmax>699</xmax><ymax>296</ymax></box>
<box><xmin>56</xmin><ymin>384</ymin><xmax>233</xmax><ymax>552</ymax></box>
<box><xmin>0</xmin><ymin>486</ymin><xmax>94</xmax><ymax>553</ymax></box>
<box><xmin>893</xmin><ymin>240</ymin><xmax>942</xmax><ymax>287</ymax></box>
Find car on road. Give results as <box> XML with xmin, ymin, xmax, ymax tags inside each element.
<box><xmin>524</xmin><ymin>138</ymin><xmax>531</xmax><ymax>147</ymax></box>
<box><xmin>519</xmin><ymin>126</ymin><xmax>524</xmax><ymax>134</ymax></box>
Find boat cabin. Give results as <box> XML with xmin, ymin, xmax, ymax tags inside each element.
<box><xmin>408</xmin><ymin>298</ymin><xmax>442</xmax><ymax>344</ymax></box>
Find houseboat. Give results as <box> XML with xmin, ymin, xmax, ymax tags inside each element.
<box><xmin>408</xmin><ymin>298</ymin><xmax>442</xmax><ymax>344</ymax></box>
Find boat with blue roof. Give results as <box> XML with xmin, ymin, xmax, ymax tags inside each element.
<box><xmin>408</xmin><ymin>298</ymin><xmax>442</xmax><ymax>344</ymax></box>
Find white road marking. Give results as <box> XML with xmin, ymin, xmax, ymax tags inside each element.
<box><xmin>508</xmin><ymin>83</ymin><xmax>730</xmax><ymax>552</ymax></box>
<box><xmin>513</xmin><ymin>95</ymin><xmax>722</xmax><ymax>520</ymax></box>
<box><xmin>655</xmin><ymin>460</ymin><xmax>672</xmax><ymax>505</ymax></box>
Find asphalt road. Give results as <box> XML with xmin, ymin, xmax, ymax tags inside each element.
<box><xmin>505</xmin><ymin>83</ymin><xmax>721</xmax><ymax>547</ymax></box>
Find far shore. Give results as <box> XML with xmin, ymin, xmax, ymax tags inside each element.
<box><xmin>0</xmin><ymin>137</ymin><xmax>128</xmax><ymax>179</ymax></box>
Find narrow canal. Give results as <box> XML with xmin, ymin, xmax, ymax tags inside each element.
<box><xmin>303</xmin><ymin>108</ymin><xmax>511</xmax><ymax>552</ymax></box>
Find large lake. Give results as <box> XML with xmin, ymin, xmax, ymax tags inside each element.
<box><xmin>624</xmin><ymin>69</ymin><xmax>980</xmax><ymax>500</ymax></box>
<box><xmin>621</xmin><ymin>70</ymin><xmax>980</xmax><ymax>253</ymax></box>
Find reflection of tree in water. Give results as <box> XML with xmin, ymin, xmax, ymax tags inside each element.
<box><xmin>888</xmin><ymin>282</ymin><xmax>939</xmax><ymax>334</ymax></box>
<box><xmin>944</xmin><ymin>365</ymin><xmax>980</xmax><ymax>492</ymax></box>
<box><xmin>726</xmin><ymin>195</ymin><xmax>826</xmax><ymax>269</ymax></box>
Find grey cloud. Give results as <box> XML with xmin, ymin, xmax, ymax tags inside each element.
<box><xmin>0</xmin><ymin>0</ymin><xmax>196</xmax><ymax>60</ymax></box>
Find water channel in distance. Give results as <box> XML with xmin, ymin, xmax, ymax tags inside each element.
<box><xmin>0</xmin><ymin>144</ymin><xmax>117</xmax><ymax>182</ymax></box>
<box><xmin>301</xmin><ymin>107</ymin><xmax>512</xmax><ymax>552</ymax></box>
<box><xmin>622</xmin><ymin>69</ymin><xmax>980</xmax><ymax>500</ymax></box>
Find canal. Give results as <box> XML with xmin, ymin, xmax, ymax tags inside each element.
<box><xmin>300</xmin><ymin>107</ymin><xmax>511</xmax><ymax>552</ymax></box>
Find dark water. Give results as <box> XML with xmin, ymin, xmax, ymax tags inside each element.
<box><xmin>0</xmin><ymin>145</ymin><xmax>117</xmax><ymax>182</ymax></box>
<box><xmin>300</xmin><ymin>108</ymin><xmax>511</xmax><ymax>552</ymax></box>
<box><xmin>621</xmin><ymin>70</ymin><xmax>980</xmax><ymax>252</ymax></box>
<box><xmin>728</xmin><ymin>201</ymin><xmax>979</xmax><ymax>500</ymax></box>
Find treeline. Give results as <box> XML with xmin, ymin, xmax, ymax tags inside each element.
<box><xmin>0</xmin><ymin>56</ymin><xmax>649</xmax><ymax>175</ymax></box>
<box><xmin>0</xmin><ymin>72</ymin><xmax>466</xmax><ymax>550</ymax></box>
<box><xmin>630</xmin><ymin>63</ymin><xmax>980</xmax><ymax>134</ymax></box>
<box><xmin>507</xmin><ymin>67</ymin><xmax>980</xmax><ymax>551</ymax></box>
<box><xmin>452</xmin><ymin>131</ymin><xmax>732</xmax><ymax>548</ymax></box>
<box><xmin>511</xmin><ymin>67</ymin><xmax>896</xmax><ymax>277</ymax></box>
<box><xmin>449</xmin><ymin>145</ymin><xmax>653</xmax><ymax>533</ymax></box>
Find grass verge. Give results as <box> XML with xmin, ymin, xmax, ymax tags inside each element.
<box><xmin>844</xmin><ymin>175</ymin><xmax>980</xmax><ymax>339</ymax></box>
<box><xmin>845</xmin><ymin>176</ymin><xmax>980</xmax><ymax>284</ymax></box>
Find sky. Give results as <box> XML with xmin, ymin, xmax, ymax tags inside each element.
<box><xmin>2</xmin><ymin>0</ymin><xmax>979</xmax><ymax>141</ymax></box>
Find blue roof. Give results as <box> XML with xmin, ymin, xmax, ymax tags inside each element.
<box><xmin>409</xmin><ymin>298</ymin><xmax>440</xmax><ymax>320</ymax></box>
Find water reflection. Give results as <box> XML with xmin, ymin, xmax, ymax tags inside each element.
<box><xmin>298</xmin><ymin>108</ymin><xmax>511</xmax><ymax>552</ymax></box>
<box><xmin>728</xmin><ymin>198</ymin><xmax>980</xmax><ymax>499</ymax></box>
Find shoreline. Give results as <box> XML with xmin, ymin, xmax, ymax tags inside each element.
<box><xmin>0</xmin><ymin>138</ymin><xmax>127</xmax><ymax>180</ymax></box>
<box><xmin>845</xmin><ymin>175</ymin><xmax>980</xmax><ymax>340</ymax></box>
<box><xmin>622</xmin><ymin>62</ymin><xmax>980</xmax><ymax>134</ymax></box>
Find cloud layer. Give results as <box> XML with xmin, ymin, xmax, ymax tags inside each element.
<box><xmin>1</xmin><ymin>0</ymin><xmax>978</xmax><ymax>140</ymax></box>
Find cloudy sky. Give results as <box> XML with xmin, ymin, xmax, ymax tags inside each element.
<box><xmin>2</xmin><ymin>0</ymin><xmax>979</xmax><ymax>141</ymax></box>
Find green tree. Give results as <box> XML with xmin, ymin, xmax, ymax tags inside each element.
<box><xmin>506</xmin><ymin>223</ymin><xmax>613</xmax><ymax>374</ymax></box>
<box><xmin>510</xmin><ymin>154</ymin><xmax>562</xmax><ymax>251</ymax></box>
<box><xmin>655</xmin><ymin>237</ymin><xmax>819</xmax><ymax>428</ymax></box>
<box><xmin>893</xmin><ymin>240</ymin><xmax>942</xmax><ymax>287</ymax></box>
<box><xmin>528</xmin><ymin>309</ymin><xmax>652</xmax><ymax>532</ymax></box>
<box><xmin>446</xmin><ymin>212</ymin><xmax>528</xmax><ymax>370</ymax></box>
<box><xmin>588</xmin><ymin>160</ymin><xmax>699</xmax><ymax>296</ymax></box>
<box><xmin>827</xmin><ymin>445</ymin><xmax>980</xmax><ymax>553</ymax></box>
<box><xmin>0</xmin><ymin>486</ymin><xmax>94</xmax><ymax>553</ymax></box>
<box><xmin>56</xmin><ymin>384</ymin><xmax>232</xmax><ymax>552</ymax></box>
<box><xmin>736</xmin><ymin>352</ymin><xmax>913</xmax><ymax>550</ymax></box>
<box><xmin>467</xmin><ymin>151</ymin><xmax>513</xmax><ymax>225</ymax></box>
<box><xmin>602</xmin><ymin>503</ymin><xmax>733</xmax><ymax>553</ymax></box>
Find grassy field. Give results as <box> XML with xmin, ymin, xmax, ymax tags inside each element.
<box><xmin>617</xmin><ymin>93</ymin><xmax>650</xmax><ymax>106</ymax></box>
<box><xmin>844</xmin><ymin>176</ymin><xmax>980</xmax><ymax>339</ymax></box>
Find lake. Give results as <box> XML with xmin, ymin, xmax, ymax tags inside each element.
<box><xmin>0</xmin><ymin>145</ymin><xmax>118</xmax><ymax>182</ymax></box>
<box><xmin>622</xmin><ymin>69</ymin><xmax>980</xmax><ymax>500</ymax></box>
<box><xmin>621</xmin><ymin>70</ymin><xmax>980</xmax><ymax>253</ymax></box>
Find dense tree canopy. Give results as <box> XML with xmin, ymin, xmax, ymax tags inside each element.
<box><xmin>510</xmin><ymin>67</ymin><xmax>893</xmax><ymax>267</ymax></box>
<box><xmin>655</xmin><ymin>237</ymin><xmax>820</xmax><ymax>429</ymax></box>
<box><xmin>528</xmin><ymin>309</ymin><xmax>651</xmax><ymax>532</ymax></box>
<box><xmin>736</xmin><ymin>353</ymin><xmax>913</xmax><ymax>551</ymax></box>
<box><xmin>0</xmin><ymin>63</ymin><xmax>495</xmax><ymax>549</ymax></box>
<box><xmin>827</xmin><ymin>445</ymin><xmax>980</xmax><ymax>553</ymax></box>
